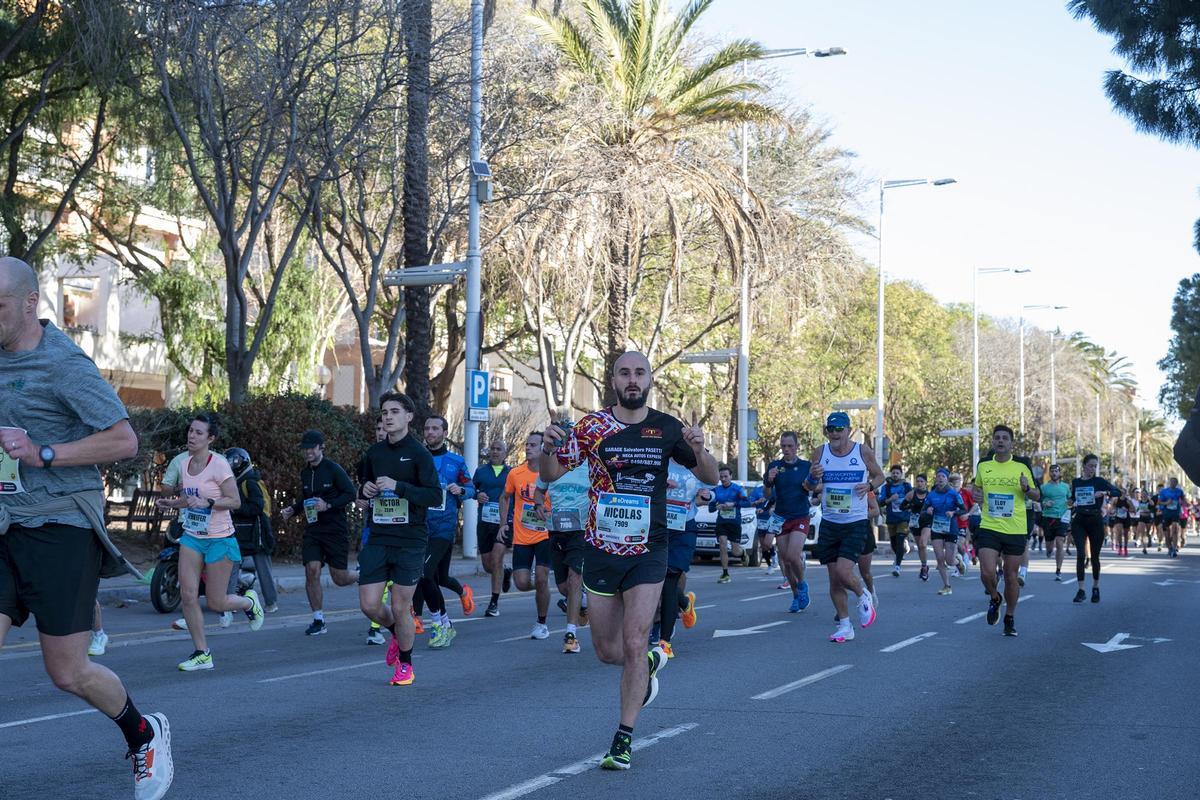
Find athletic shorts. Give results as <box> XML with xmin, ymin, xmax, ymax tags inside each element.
<box><xmin>931</xmin><ymin>532</ymin><xmax>960</xmax><ymax>544</ymax></box>
<box><xmin>968</xmin><ymin>517</ymin><xmax>981</xmax><ymax>534</ymax></box>
<box><xmin>478</xmin><ymin>522</ymin><xmax>502</xmax><ymax>553</ymax></box>
<box><xmin>358</xmin><ymin>540</ymin><xmax>425</xmax><ymax>586</ymax></box>
<box><xmin>513</xmin><ymin>539</ymin><xmax>552</xmax><ymax>572</ymax></box>
<box><xmin>1162</xmin><ymin>512</ymin><xmax>1181</xmax><ymax>525</ymax></box>
<box><xmin>181</xmin><ymin>533</ymin><xmax>242</xmax><ymax>565</ymax></box>
<box><xmin>0</xmin><ymin>523</ymin><xmax>102</xmax><ymax>637</ymax></box>
<box><xmin>974</xmin><ymin>527</ymin><xmax>1027</xmax><ymax>557</ymax></box>
<box><xmin>917</xmin><ymin>512</ymin><xmax>933</xmax><ymax>531</ymax></box>
<box><xmin>815</xmin><ymin>519</ymin><xmax>871</xmax><ymax>565</ymax></box>
<box><xmin>885</xmin><ymin>522</ymin><xmax>907</xmax><ymax>537</ymax></box>
<box><xmin>550</xmin><ymin>532</ymin><xmax>585</xmax><ymax>584</ymax></box>
<box><xmin>715</xmin><ymin>520</ymin><xmax>741</xmax><ymax>540</ymax></box>
<box><xmin>777</xmin><ymin>517</ymin><xmax>810</xmax><ymax>538</ymax></box>
<box><xmin>1042</xmin><ymin>518</ymin><xmax>1067</xmax><ymax>539</ymax></box>
<box><xmin>860</xmin><ymin>528</ymin><xmax>878</xmax><ymax>555</ymax></box>
<box><xmin>583</xmin><ymin>542</ymin><xmax>667</xmax><ymax>596</ymax></box>
<box><xmin>303</xmin><ymin>531</ymin><xmax>350</xmax><ymax>571</ymax></box>
<box><xmin>667</xmin><ymin>529</ymin><xmax>697</xmax><ymax>573</ymax></box>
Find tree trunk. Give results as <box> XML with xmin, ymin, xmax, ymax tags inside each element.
<box><xmin>401</xmin><ymin>0</ymin><xmax>433</xmax><ymax>417</ymax></box>
<box><xmin>602</xmin><ymin>219</ymin><xmax>633</xmax><ymax>406</ymax></box>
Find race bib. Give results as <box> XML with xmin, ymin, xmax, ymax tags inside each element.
<box><xmin>987</xmin><ymin>493</ymin><xmax>1015</xmax><ymax>518</ymax></box>
<box><xmin>595</xmin><ymin>492</ymin><xmax>651</xmax><ymax>546</ymax></box>
<box><xmin>826</xmin><ymin>487</ymin><xmax>852</xmax><ymax>514</ymax></box>
<box><xmin>481</xmin><ymin>501</ymin><xmax>500</xmax><ymax>524</ymax></box>
<box><xmin>666</xmin><ymin>500</ymin><xmax>688</xmax><ymax>532</ymax></box>
<box><xmin>372</xmin><ymin>491</ymin><xmax>409</xmax><ymax>525</ymax></box>
<box><xmin>1060</xmin><ymin>509</ymin><xmax>1072</xmax><ymax>523</ymax></box>
<box><xmin>181</xmin><ymin>506</ymin><xmax>211</xmax><ymax>535</ymax></box>
<box><xmin>520</xmin><ymin>502</ymin><xmax>547</xmax><ymax>532</ymax></box>
<box><xmin>1116</xmin><ymin>508</ymin><xmax>1128</xmax><ymax>518</ymax></box>
<box><xmin>1166</xmin><ymin>498</ymin><xmax>1179</xmax><ymax>510</ymax></box>
<box><xmin>1075</xmin><ymin>486</ymin><xmax>1095</xmax><ymax>507</ymax></box>
<box><xmin>931</xmin><ymin>515</ymin><xmax>951</xmax><ymax>534</ymax></box>
<box><xmin>552</xmin><ymin>509</ymin><xmax>582</xmax><ymax>532</ymax></box>
<box><xmin>303</xmin><ymin>497</ymin><xmax>320</xmax><ymax>524</ymax></box>
<box><xmin>768</xmin><ymin>514</ymin><xmax>785</xmax><ymax>535</ymax></box>
<box><xmin>0</xmin><ymin>450</ymin><xmax>23</xmax><ymax>495</ymax></box>
<box><xmin>718</xmin><ymin>506</ymin><xmax>737</xmax><ymax>520</ymax></box>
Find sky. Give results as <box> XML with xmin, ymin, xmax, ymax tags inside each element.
<box><xmin>698</xmin><ymin>0</ymin><xmax>1199</xmax><ymax>415</ymax></box>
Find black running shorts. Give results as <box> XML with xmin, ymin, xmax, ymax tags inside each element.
<box><xmin>0</xmin><ymin>523</ymin><xmax>102</xmax><ymax>637</ymax></box>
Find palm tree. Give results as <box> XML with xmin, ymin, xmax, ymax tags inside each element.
<box><xmin>1134</xmin><ymin>410</ymin><xmax>1176</xmax><ymax>486</ymax></box>
<box><xmin>530</xmin><ymin>0</ymin><xmax>777</xmax><ymax>397</ymax></box>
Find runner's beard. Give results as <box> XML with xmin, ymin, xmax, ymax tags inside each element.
<box><xmin>617</xmin><ymin>387</ymin><xmax>647</xmax><ymax>410</ymax></box>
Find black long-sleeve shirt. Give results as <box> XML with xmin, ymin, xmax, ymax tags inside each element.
<box><xmin>289</xmin><ymin>458</ymin><xmax>356</xmax><ymax>536</ymax></box>
<box><xmin>1175</xmin><ymin>385</ymin><xmax>1200</xmax><ymax>486</ymax></box>
<box><xmin>358</xmin><ymin>432</ymin><xmax>442</xmax><ymax>546</ymax></box>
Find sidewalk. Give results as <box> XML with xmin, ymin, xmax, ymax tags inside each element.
<box><xmin>97</xmin><ymin>556</ymin><xmax>486</xmax><ymax>605</ymax></box>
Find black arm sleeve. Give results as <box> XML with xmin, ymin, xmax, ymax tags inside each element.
<box><xmin>398</xmin><ymin>450</ymin><xmax>445</xmax><ymax>507</ymax></box>
<box><xmin>237</xmin><ymin>479</ymin><xmax>265</xmax><ymax>517</ymax></box>
<box><xmin>327</xmin><ymin>463</ymin><xmax>356</xmax><ymax>509</ymax></box>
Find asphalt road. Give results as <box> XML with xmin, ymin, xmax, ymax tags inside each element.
<box><xmin>3</xmin><ymin>542</ymin><xmax>1199</xmax><ymax>800</ymax></box>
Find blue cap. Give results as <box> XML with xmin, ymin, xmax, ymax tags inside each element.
<box><xmin>936</xmin><ymin>467</ymin><xmax>950</xmax><ymax>478</ymax></box>
<box><xmin>825</xmin><ymin>411</ymin><xmax>851</xmax><ymax>429</ymax></box>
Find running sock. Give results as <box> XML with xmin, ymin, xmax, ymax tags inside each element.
<box><xmin>618</xmin><ymin>723</ymin><xmax>634</xmax><ymax>737</ymax></box>
<box><xmin>400</xmin><ymin>648</ymin><xmax>413</xmax><ymax>665</ymax></box>
<box><xmin>678</xmin><ymin>594</ymin><xmax>689</xmax><ymax>611</ymax></box>
<box><xmin>490</xmin><ymin>592</ymin><xmax>499</xmax><ymax>604</ymax></box>
<box><xmin>110</xmin><ymin>696</ymin><xmax>154</xmax><ymax>751</ymax></box>
<box><xmin>313</xmin><ymin>610</ymin><xmax>324</xmax><ymax>622</ymax></box>
<box><xmin>566</xmin><ymin>623</ymin><xmax>577</xmax><ymax>635</ymax></box>
<box><xmin>720</xmin><ymin>569</ymin><xmax>729</xmax><ymax>577</ymax></box>
<box><xmin>537</xmin><ymin>615</ymin><xmax>547</xmax><ymax>624</ymax></box>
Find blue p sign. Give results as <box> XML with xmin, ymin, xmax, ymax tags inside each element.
<box><xmin>469</xmin><ymin>370</ymin><xmax>489</xmax><ymax>410</ymax></box>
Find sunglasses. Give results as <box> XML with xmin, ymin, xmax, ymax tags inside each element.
<box><xmin>825</xmin><ymin>426</ymin><xmax>846</xmax><ymax>433</ymax></box>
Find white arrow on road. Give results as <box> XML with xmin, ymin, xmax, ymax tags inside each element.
<box><xmin>712</xmin><ymin>621</ymin><xmax>790</xmax><ymax>638</ymax></box>
<box><xmin>1082</xmin><ymin>633</ymin><xmax>1141</xmax><ymax>653</ymax></box>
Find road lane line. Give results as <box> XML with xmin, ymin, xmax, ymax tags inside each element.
<box><xmin>0</xmin><ymin>709</ymin><xmax>99</xmax><ymax>729</ymax></box>
<box><xmin>739</xmin><ymin>592</ymin><xmax>784</xmax><ymax>602</ymax></box>
<box><xmin>752</xmin><ymin>664</ymin><xmax>853</xmax><ymax>701</ymax></box>
<box><xmin>497</xmin><ymin>628</ymin><xmax>566</xmax><ymax>643</ymax></box>
<box><xmin>880</xmin><ymin>632</ymin><xmax>937</xmax><ymax>652</ymax></box>
<box><xmin>955</xmin><ymin>593</ymin><xmax>1036</xmax><ymax>624</ymax></box>
<box><xmin>476</xmin><ymin>722</ymin><xmax>698</xmax><ymax>800</ymax></box>
<box><xmin>258</xmin><ymin>660</ymin><xmax>379</xmax><ymax>684</ymax></box>
<box><xmin>695</xmin><ymin>604</ymin><xmax>717</xmax><ymax>610</ymax></box>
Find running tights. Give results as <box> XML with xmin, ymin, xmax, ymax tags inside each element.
<box><xmin>413</xmin><ymin>538</ymin><xmax>461</xmax><ymax>616</ymax></box>
<box><xmin>890</xmin><ymin>533</ymin><xmax>906</xmax><ymax>565</ymax></box>
<box><xmin>1072</xmin><ymin>514</ymin><xmax>1104</xmax><ymax>583</ymax></box>
<box><xmin>659</xmin><ymin>569</ymin><xmax>687</xmax><ymax>643</ymax></box>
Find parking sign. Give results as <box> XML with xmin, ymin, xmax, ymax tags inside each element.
<box><xmin>468</xmin><ymin>370</ymin><xmax>489</xmax><ymax>422</ymax></box>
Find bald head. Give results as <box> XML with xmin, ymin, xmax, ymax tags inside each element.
<box><xmin>612</xmin><ymin>351</ymin><xmax>652</xmax><ymax>411</ymax></box>
<box><xmin>0</xmin><ymin>257</ymin><xmax>38</xmax><ymax>297</ymax></box>
<box><xmin>613</xmin><ymin>350</ymin><xmax>651</xmax><ymax>376</ymax></box>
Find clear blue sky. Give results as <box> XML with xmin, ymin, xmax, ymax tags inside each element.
<box><xmin>698</xmin><ymin>0</ymin><xmax>1199</xmax><ymax>414</ymax></box>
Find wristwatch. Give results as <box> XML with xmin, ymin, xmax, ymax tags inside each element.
<box><xmin>541</xmin><ymin>443</ymin><xmax>556</xmax><ymax>455</ymax></box>
<box><xmin>207</xmin><ymin>498</ymin><xmax>216</xmax><ymax>509</ymax></box>
<box><xmin>39</xmin><ymin>445</ymin><xmax>55</xmax><ymax>469</ymax></box>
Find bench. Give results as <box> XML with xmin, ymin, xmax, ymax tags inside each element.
<box><xmin>105</xmin><ymin>487</ymin><xmax>172</xmax><ymax>538</ymax></box>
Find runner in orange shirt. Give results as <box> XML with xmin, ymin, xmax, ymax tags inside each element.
<box><xmin>498</xmin><ymin>432</ymin><xmax>553</xmax><ymax>640</ymax></box>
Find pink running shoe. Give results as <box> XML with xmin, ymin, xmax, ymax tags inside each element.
<box><xmin>386</xmin><ymin>635</ymin><xmax>400</xmax><ymax>667</ymax></box>
<box><xmin>390</xmin><ymin>662</ymin><xmax>414</xmax><ymax>686</ymax></box>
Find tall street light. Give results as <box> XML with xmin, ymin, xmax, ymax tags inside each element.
<box><xmin>972</xmin><ymin>267</ymin><xmax>1031</xmax><ymax>469</ymax></box>
<box><xmin>1018</xmin><ymin>304</ymin><xmax>1067</xmax><ymax>437</ymax></box>
<box><xmin>876</xmin><ymin>177</ymin><xmax>956</xmax><ymax>465</ymax></box>
<box><xmin>736</xmin><ymin>46</ymin><xmax>844</xmax><ymax>481</ymax></box>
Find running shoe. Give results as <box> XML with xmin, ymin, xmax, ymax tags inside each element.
<box><xmin>305</xmin><ymin>620</ymin><xmax>327</xmax><ymax>636</ymax></box>
<box><xmin>956</xmin><ymin>555</ymin><xmax>967</xmax><ymax>576</ymax></box>
<box><xmin>601</xmin><ymin>731</ymin><xmax>633</xmax><ymax>770</ymax></box>
<box><xmin>1091</xmin><ymin>587</ymin><xmax>1100</xmax><ymax>604</ymax></box>
<box><xmin>177</xmin><ymin>650</ymin><xmax>213</xmax><ymax>672</ymax></box>
<box><xmin>937</xmin><ymin>586</ymin><xmax>953</xmax><ymax>596</ymax></box>
<box><xmin>788</xmin><ymin>594</ymin><xmax>802</xmax><ymax>613</ymax></box>
<box><xmin>366</xmin><ymin>626</ymin><xmax>386</xmax><ymax>646</ymax></box>
<box><xmin>681</xmin><ymin>591</ymin><xmax>698</xmax><ymax>629</ymax></box>
<box><xmin>1017</xmin><ymin>568</ymin><xmax>1027</xmax><ymax>587</ymax></box>
<box><xmin>427</xmin><ymin>623</ymin><xmax>446</xmax><ymax>648</ymax></box>
<box><xmin>413</xmin><ymin>613</ymin><xmax>425</xmax><ymax>635</ymax></box>
<box><xmin>1003</xmin><ymin>617</ymin><xmax>1017</xmax><ymax>637</ymax></box>
<box><xmin>796</xmin><ymin>580</ymin><xmax>811</xmax><ymax>611</ymax></box>
<box><xmin>431</xmin><ymin>625</ymin><xmax>456</xmax><ymax>648</ymax></box>
<box><xmin>648</xmin><ymin>623</ymin><xmax>660</xmax><ymax>646</ymax></box>
<box><xmin>531</xmin><ymin>623</ymin><xmax>550</xmax><ymax>640</ymax></box>
<box><xmin>891</xmin><ymin>564</ymin><xmax>901</xmax><ymax>577</ymax></box>
<box><xmin>557</xmin><ymin>597</ymin><xmax>568</xmax><ymax>614</ymax></box>
<box><xmin>643</xmin><ymin>647</ymin><xmax>667</xmax><ymax>708</ymax></box>
<box><xmin>828</xmin><ymin>623</ymin><xmax>854</xmax><ymax>643</ymax></box>
<box><xmin>563</xmin><ymin>632</ymin><xmax>580</xmax><ymax>653</ymax></box>
<box><xmin>919</xmin><ymin>565</ymin><xmax>930</xmax><ymax>582</ymax></box>
<box><xmin>88</xmin><ymin>630</ymin><xmax>108</xmax><ymax>657</ymax></box>
<box><xmin>765</xmin><ymin>564</ymin><xmax>776</xmax><ymax>576</ymax></box>
<box><xmin>129</xmin><ymin>712</ymin><xmax>173</xmax><ymax>800</ymax></box>
<box><xmin>264</xmin><ymin>603</ymin><xmax>279</xmax><ymax>613</ymax></box>
<box><xmin>219</xmin><ymin>612</ymin><xmax>232</xmax><ymax>628</ymax></box>
<box><xmin>386</xmin><ymin>635</ymin><xmax>400</xmax><ymax>666</ymax></box>
<box><xmin>717</xmin><ymin>573</ymin><xmax>731</xmax><ymax>584</ymax></box>
<box><xmin>244</xmin><ymin>589</ymin><xmax>264</xmax><ymax>631</ymax></box>
<box><xmin>776</xmin><ymin>581</ymin><xmax>791</xmax><ymax>590</ymax></box>
<box><xmin>460</xmin><ymin>585</ymin><xmax>476</xmax><ymax>616</ymax></box>
<box><xmin>871</xmin><ymin>591</ymin><xmax>879</xmax><ymax>608</ymax></box>
<box><xmin>986</xmin><ymin>594</ymin><xmax>1002</xmax><ymax>625</ymax></box>
<box><xmin>503</xmin><ymin>566</ymin><xmax>513</xmax><ymax>593</ymax></box>
<box><xmin>658</xmin><ymin>639</ymin><xmax>674</xmax><ymax>659</ymax></box>
<box><xmin>1054</xmin><ymin>572</ymin><xmax>1062</xmax><ymax>582</ymax></box>
<box><xmin>579</xmin><ymin>606</ymin><xmax>590</xmax><ymax>627</ymax></box>
<box><xmin>170</xmin><ymin>618</ymin><xmax>187</xmax><ymax>631</ymax></box>
<box><xmin>485</xmin><ymin>599</ymin><xmax>499</xmax><ymax>617</ymax></box>
<box><xmin>857</xmin><ymin>592</ymin><xmax>876</xmax><ymax>628</ymax></box>
<box><xmin>390</xmin><ymin>662</ymin><xmax>414</xmax><ymax>686</ymax></box>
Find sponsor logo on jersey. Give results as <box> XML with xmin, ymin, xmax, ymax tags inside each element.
<box><xmin>641</xmin><ymin>427</ymin><xmax>663</xmax><ymax>439</ymax></box>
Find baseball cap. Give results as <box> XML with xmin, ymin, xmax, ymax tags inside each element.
<box><xmin>299</xmin><ymin>430</ymin><xmax>325</xmax><ymax>448</ymax></box>
<box><xmin>825</xmin><ymin>411</ymin><xmax>851</xmax><ymax>429</ymax></box>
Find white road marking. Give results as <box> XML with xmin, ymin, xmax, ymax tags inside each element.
<box><xmin>257</xmin><ymin>660</ymin><xmax>380</xmax><ymax>684</ymax></box>
<box><xmin>712</xmin><ymin>621</ymin><xmax>790</xmax><ymax>638</ymax></box>
<box><xmin>497</xmin><ymin>628</ymin><xmax>567</xmax><ymax>643</ymax></box>
<box><xmin>695</xmin><ymin>604</ymin><xmax>717</xmax><ymax>610</ymax></box>
<box><xmin>739</xmin><ymin>592</ymin><xmax>784</xmax><ymax>602</ymax></box>
<box><xmin>752</xmin><ymin>664</ymin><xmax>854</xmax><ymax>701</ymax></box>
<box><xmin>955</xmin><ymin>593</ymin><xmax>1035</xmax><ymax>624</ymax></box>
<box><xmin>475</xmin><ymin>722</ymin><xmax>698</xmax><ymax>800</ymax></box>
<box><xmin>0</xmin><ymin>709</ymin><xmax>99</xmax><ymax>729</ymax></box>
<box><xmin>879</xmin><ymin>632</ymin><xmax>937</xmax><ymax>652</ymax></box>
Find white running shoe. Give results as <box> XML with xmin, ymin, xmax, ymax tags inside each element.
<box><xmin>530</xmin><ymin>623</ymin><xmax>550</xmax><ymax>640</ymax></box>
<box><xmin>130</xmin><ymin>712</ymin><xmax>174</xmax><ymax>800</ymax></box>
<box><xmin>828</xmin><ymin>622</ymin><xmax>854</xmax><ymax>643</ymax></box>
<box><xmin>891</xmin><ymin>564</ymin><xmax>901</xmax><ymax>577</ymax></box>
<box><xmin>171</xmin><ymin>618</ymin><xmax>187</xmax><ymax>631</ymax></box>
<box><xmin>219</xmin><ymin>612</ymin><xmax>233</xmax><ymax>628</ymax></box>
<box><xmin>88</xmin><ymin>630</ymin><xmax>108</xmax><ymax>656</ymax></box>
<box><xmin>870</xmin><ymin>591</ymin><xmax>879</xmax><ymax>609</ymax></box>
<box><xmin>244</xmin><ymin>589</ymin><xmax>265</xmax><ymax>631</ymax></box>
<box><xmin>857</xmin><ymin>593</ymin><xmax>877</xmax><ymax>628</ymax></box>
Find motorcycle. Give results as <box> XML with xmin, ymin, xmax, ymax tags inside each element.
<box><xmin>150</xmin><ymin>521</ymin><xmax>257</xmax><ymax>613</ymax></box>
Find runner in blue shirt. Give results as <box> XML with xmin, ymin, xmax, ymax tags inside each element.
<box><xmin>712</xmin><ymin>465</ymin><xmax>747</xmax><ymax>583</ymax></box>
<box><xmin>878</xmin><ymin>465</ymin><xmax>911</xmax><ymax>576</ymax></box>
<box><xmin>1158</xmin><ymin>477</ymin><xmax>1187</xmax><ymax>558</ymax></box>
<box><xmin>921</xmin><ymin>468</ymin><xmax>968</xmax><ymax>595</ymax></box>
<box><xmin>762</xmin><ymin>431</ymin><xmax>813</xmax><ymax>612</ymax></box>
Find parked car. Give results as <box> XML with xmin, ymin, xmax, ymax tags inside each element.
<box><xmin>693</xmin><ymin>481</ymin><xmax>762</xmax><ymax>565</ymax></box>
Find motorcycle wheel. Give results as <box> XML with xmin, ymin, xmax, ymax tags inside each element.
<box><xmin>151</xmin><ymin>560</ymin><xmax>182</xmax><ymax>613</ymax></box>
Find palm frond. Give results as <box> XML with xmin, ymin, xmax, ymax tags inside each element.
<box><xmin>664</xmin><ymin>39</ymin><xmax>766</xmax><ymax>105</ymax></box>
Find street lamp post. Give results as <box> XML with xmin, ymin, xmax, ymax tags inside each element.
<box><xmin>876</xmin><ymin>177</ymin><xmax>955</xmax><ymax>466</ymax></box>
<box><xmin>972</xmin><ymin>267</ymin><xmax>1031</xmax><ymax>469</ymax></box>
<box><xmin>1050</xmin><ymin>328</ymin><xmax>1058</xmax><ymax>464</ymax></box>
<box><xmin>735</xmin><ymin>46</ymin><xmax>844</xmax><ymax>482</ymax></box>
<box><xmin>1018</xmin><ymin>304</ymin><xmax>1067</xmax><ymax>437</ymax></box>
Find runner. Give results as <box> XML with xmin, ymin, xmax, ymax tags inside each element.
<box><xmin>158</xmin><ymin>414</ymin><xmax>265</xmax><ymax>670</ymax></box>
<box><xmin>950</xmin><ymin>473</ymin><xmax>972</xmax><ymax>577</ymax></box>
<box><xmin>1158</xmin><ymin>477</ymin><xmax>1186</xmax><ymax>558</ymax></box>
<box><xmin>1109</xmin><ymin>490</ymin><xmax>1131</xmax><ymax>558</ymax></box>
<box><xmin>879</xmin><ymin>465</ymin><xmax>911</xmax><ymax>576</ymax></box>
<box><xmin>357</xmin><ymin>391</ymin><xmax>443</xmax><ymax>686</ymax></box>
<box><xmin>748</xmin><ymin>480</ymin><xmax>774</xmax><ymax>575</ymax></box>
<box><xmin>358</xmin><ymin>418</ymin><xmax>390</xmax><ymax>645</ymax></box>
<box><xmin>922</xmin><ymin>468</ymin><xmax>967</xmax><ymax>595</ymax></box>
<box><xmin>1039</xmin><ymin>464</ymin><xmax>1071</xmax><ymax>580</ymax></box>
<box><xmin>536</xmin><ymin>444</ymin><xmax>590</xmax><ymax>653</ymax></box>
<box><xmin>498</xmin><ymin>432</ymin><xmax>553</xmax><ymax>639</ymax></box>
<box><xmin>280</xmin><ymin>430</ymin><xmax>356</xmax><ymax>636</ymax></box>
<box><xmin>413</xmin><ymin>414</ymin><xmax>477</xmax><ymax>649</ymax></box>
<box><xmin>807</xmin><ymin>411</ymin><xmax>883</xmax><ymax>643</ymax></box>
<box><xmin>0</xmin><ymin>256</ymin><xmax>173</xmax><ymax>799</ymax></box>
<box><xmin>962</xmin><ymin>475</ymin><xmax>982</xmax><ymax>564</ymax></box>
<box><xmin>762</xmin><ymin>431</ymin><xmax>813</xmax><ymax>612</ymax></box>
<box><xmin>657</xmin><ymin>463</ymin><xmax>712</xmax><ymax>658</ymax></box>
<box><xmin>540</xmin><ymin>351</ymin><xmax>717</xmax><ymax>770</ymax></box>
<box><xmin>1135</xmin><ymin>488</ymin><xmax>1153</xmax><ymax>555</ymax></box>
<box><xmin>1070</xmin><ymin>454</ymin><xmax>1121</xmax><ymax>603</ymax></box>
<box><xmin>904</xmin><ymin>474</ymin><xmax>931</xmax><ymax>579</ymax></box>
<box><xmin>1152</xmin><ymin>482</ymin><xmax>1166</xmax><ymax>552</ymax></box>
<box><xmin>970</xmin><ymin>424</ymin><xmax>1040</xmax><ymax>637</ymax></box>
<box><xmin>712</xmin><ymin>465</ymin><xmax>747</xmax><ymax>583</ymax></box>
<box><xmin>472</xmin><ymin>438</ymin><xmax>512</xmax><ymax>616</ymax></box>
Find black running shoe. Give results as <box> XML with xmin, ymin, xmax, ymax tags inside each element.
<box><xmin>601</xmin><ymin>731</ymin><xmax>632</xmax><ymax>770</ymax></box>
<box><xmin>557</xmin><ymin>598</ymin><xmax>568</xmax><ymax>614</ymax></box>
<box><xmin>1073</xmin><ymin>589</ymin><xmax>1086</xmax><ymax>603</ymax></box>
<box><xmin>1003</xmin><ymin>617</ymin><xmax>1017</xmax><ymax>637</ymax></box>
<box><xmin>986</xmin><ymin>594</ymin><xmax>1002</xmax><ymax>625</ymax></box>
<box><xmin>502</xmin><ymin>566</ymin><xmax>513</xmax><ymax>593</ymax></box>
<box><xmin>1091</xmin><ymin>587</ymin><xmax>1100</xmax><ymax>604</ymax></box>
<box><xmin>305</xmin><ymin>620</ymin><xmax>327</xmax><ymax>636</ymax></box>
<box><xmin>485</xmin><ymin>599</ymin><xmax>499</xmax><ymax>617</ymax></box>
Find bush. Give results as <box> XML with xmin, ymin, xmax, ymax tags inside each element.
<box><xmin>108</xmin><ymin>392</ymin><xmax>376</xmax><ymax>558</ymax></box>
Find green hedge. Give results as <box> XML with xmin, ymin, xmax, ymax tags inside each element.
<box><xmin>109</xmin><ymin>393</ymin><xmax>375</xmax><ymax>558</ymax></box>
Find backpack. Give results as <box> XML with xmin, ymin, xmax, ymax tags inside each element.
<box><xmin>240</xmin><ymin>477</ymin><xmax>273</xmax><ymax>517</ymax></box>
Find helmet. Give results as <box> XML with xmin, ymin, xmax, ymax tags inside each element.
<box><xmin>225</xmin><ymin>447</ymin><xmax>252</xmax><ymax>478</ymax></box>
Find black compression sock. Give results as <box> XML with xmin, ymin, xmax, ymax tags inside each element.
<box><xmin>490</xmin><ymin>593</ymin><xmax>499</xmax><ymax>603</ymax></box>
<box><xmin>678</xmin><ymin>594</ymin><xmax>689</xmax><ymax>611</ymax></box>
<box><xmin>537</xmin><ymin>615</ymin><xmax>546</xmax><ymax>624</ymax></box>
<box><xmin>110</xmin><ymin>696</ymin><xmax>154</xmax><ymax>751</ymax></box>
<box><xmin>1004</xmin><ymin>615</ymin><xmax>1014</xmax><ymax>625</ymax></box>
<box><xmin>618</xmin><ymin>723</ymin><xmax>633</xmax><ymax>737</ymax></box>
<box><xmin>400</xmin><ymin>648</ymin><xmax>413</xmax><ymax>664</ymax></box>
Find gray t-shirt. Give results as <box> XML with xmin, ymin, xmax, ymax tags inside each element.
<box><xmin>0</xmin><ymin>320</ymin><xmax>130</xmax><ymax>529</ymax></box>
